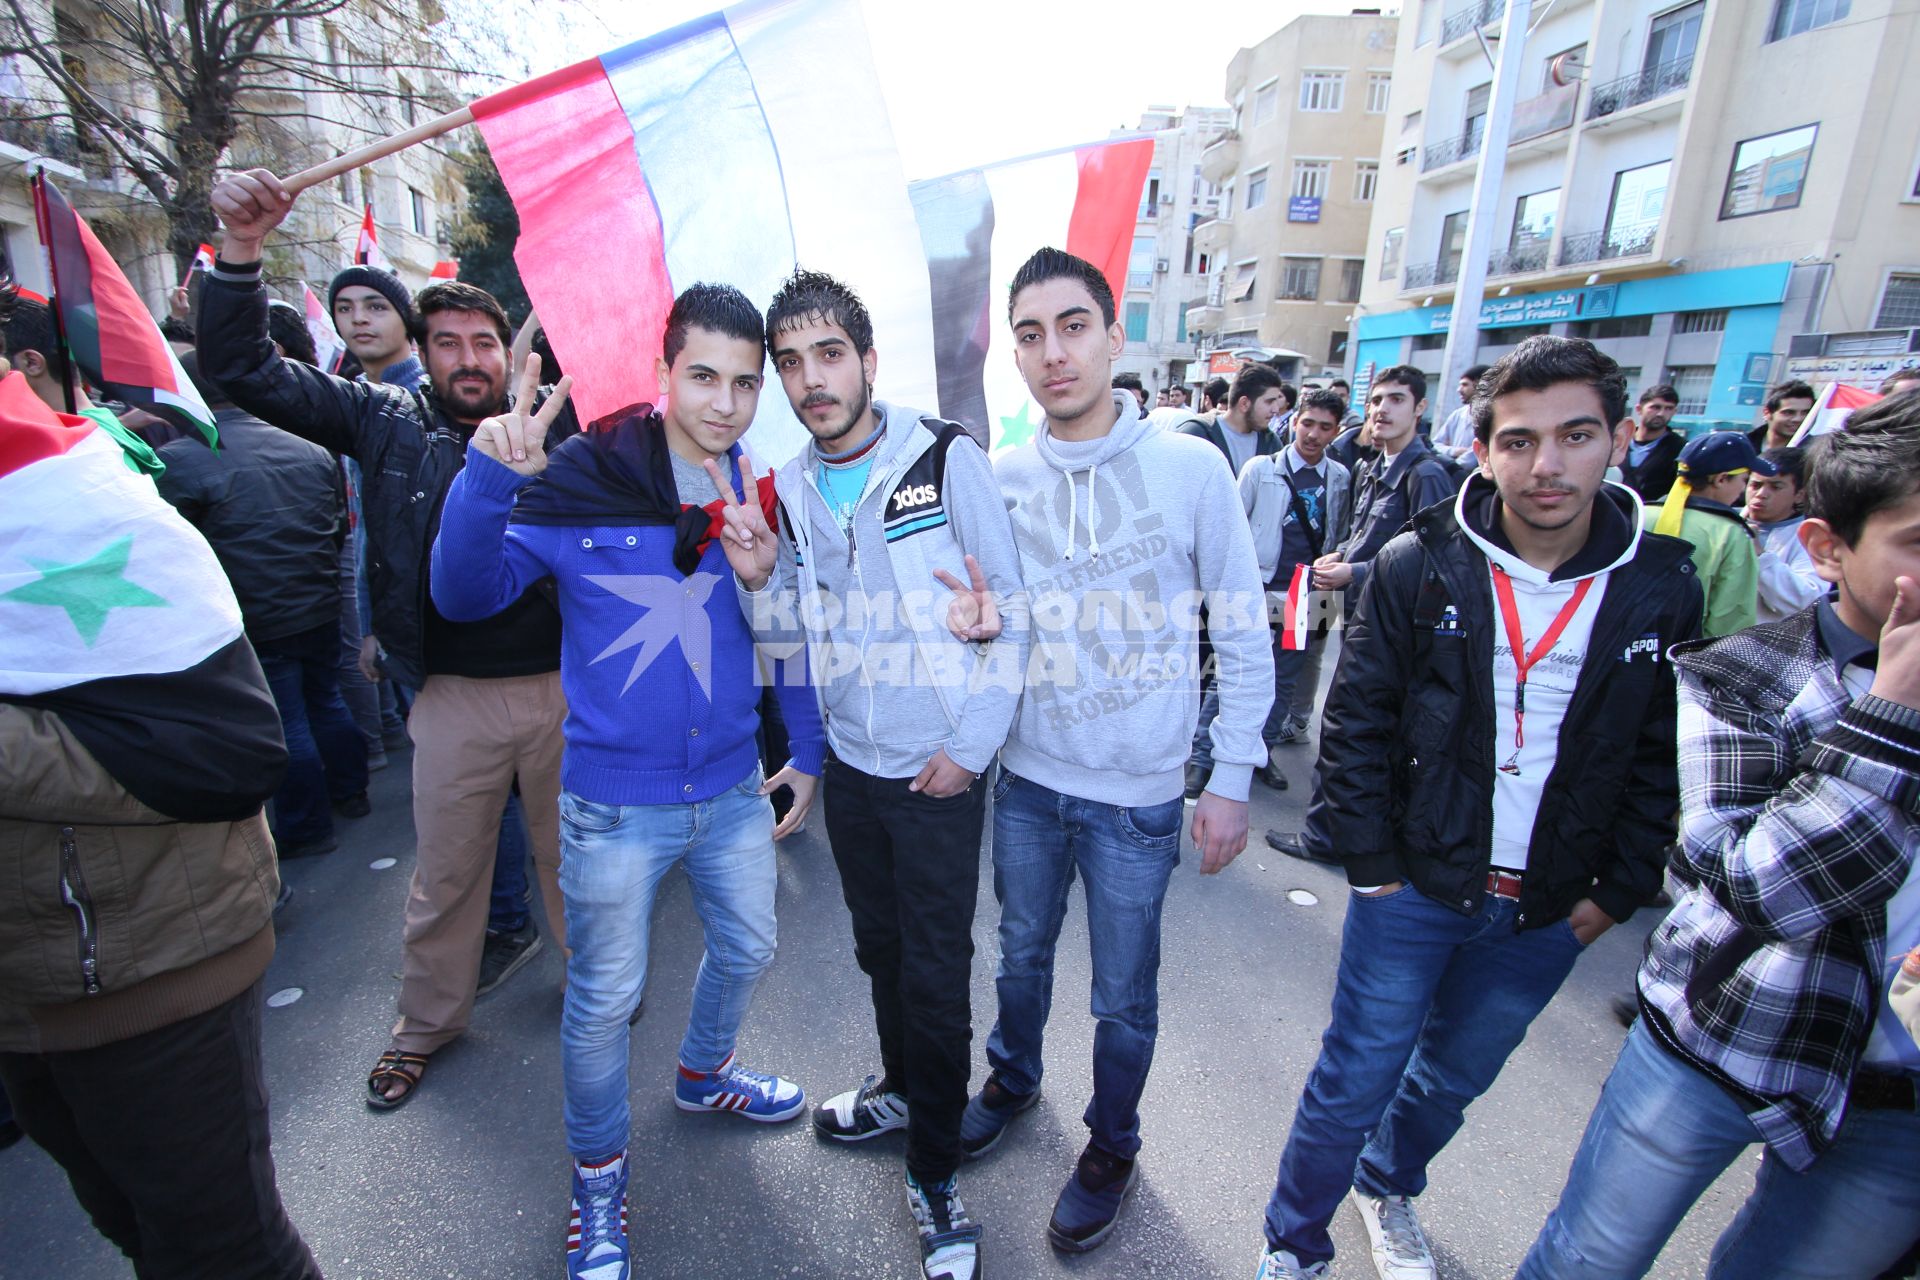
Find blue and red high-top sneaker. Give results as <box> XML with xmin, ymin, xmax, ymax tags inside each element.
<box><xmin>672</xmin><ymin>1052</ymin><xmax>805</xmax><ymax>1122</ymax></box>
<box><xmin>566</xmin><ymin>1152</ymin><xmax>629</xmax><ymax>1280</ymax></box>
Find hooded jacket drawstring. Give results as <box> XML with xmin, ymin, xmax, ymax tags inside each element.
<box><xmin>1062</xmin><ymin>463</ymin><xmax>1102</xmax><ymax>562</ymax></box>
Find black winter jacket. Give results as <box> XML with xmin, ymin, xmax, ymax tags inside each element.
<box><xmin>1308</xmin><ymin>479</ymin><xmax>1704</xmax><ymax>927</ymax></box>
<box><xmin>156</xmin><ymin>408</ymin><xmax>344</xmax><ymax>644</ymax></box>
<box><xmin>196</xmin><ymin>260</ymin><xmax>568</xmax><ymax>688</ymax></box>
<box><xmin>1621</xmin><ymin>429</ymin><xmax>1683</xmax><ymax>503</ymax></box>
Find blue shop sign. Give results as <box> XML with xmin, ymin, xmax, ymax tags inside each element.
<box><xmin>1288</xmin><ymin>196</ymin><xmax>1321</xmax><ymax>223</ymax></box>
<box><xmin>1427</xmin><ymin>283</ymin><xmax>1621</xmax><ymax>330</ymax></box>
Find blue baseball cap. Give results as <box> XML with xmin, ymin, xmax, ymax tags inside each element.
<box><xmin>1678</xmin><ymin>430</ymin><xmax>1778</xmax><ymax>477</ymax></box>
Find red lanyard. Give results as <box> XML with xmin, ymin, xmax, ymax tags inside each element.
<box><xmin>1490</xmin><ymin>565</ymin><xmax>1593</xmax><ymax>754</ymax></box>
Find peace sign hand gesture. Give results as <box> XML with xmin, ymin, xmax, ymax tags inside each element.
<box><xmin>703</xmin><ymin>450</ymin><xmax>778</xmax><ymax>591</ymax></box>
<box><xmin>934</xmin><ymin>554</ymin><xmax>1001</xmax><ymax>643</ymax></box>
<box><xmin>472</xmin><ymin>353</ymin><xmax>572</xmax><ymax>478</ymax></box>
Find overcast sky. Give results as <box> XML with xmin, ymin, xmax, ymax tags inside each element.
<box><xmin>542</xmin><ymin>1</ymin><xmax>1375</xmax><ymax>180</ymax></box>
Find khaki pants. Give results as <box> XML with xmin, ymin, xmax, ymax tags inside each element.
<box><xmin>391</xmin><ymin>670</ymin><xmax>566</xmax><ymax>1055</ymax></box>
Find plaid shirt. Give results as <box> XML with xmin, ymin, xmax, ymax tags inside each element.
<box><xmin>1638</xmin><ymin>604</ymin><xmax>1920</xmax><ymax>1170</ymax></box>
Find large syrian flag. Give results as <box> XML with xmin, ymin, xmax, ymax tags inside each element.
<box><xmin>0</xmin><ymin>371</ymin><xmax>286</xmax><ymax>820</ymax></box>
<box><xmin>33</xmin><ymin>174</ymin><xmax>216</xmax><ymax>447</ymax></box>
<box><xmin>470</xmin><ymin>0</ymin><xmax>935</xmax><ymax>465</ymax></box>
<box><xmin>910</xmin><ymin>137</ymin><xmax>1155</xmax><ymax>452</ymax></box>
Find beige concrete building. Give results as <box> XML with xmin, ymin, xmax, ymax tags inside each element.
<box><xmin>1113</xmin><ymin>104</ymin><xmax>1234</xmax><ymax>400</ymax></box>
<box><xmin>1353</xmin><ymin>0</ymin><xmax>1920</xmax><ymax>428</ymax></box>
<box><xmin>1184</xmin><ymin>10</ymin><xmax>1400</xmax><ymax>386</ymax></box>
<box><xmin>0</xmin><ymin>0</ymin><xmax>470</xmax><ymax>316</ymax></box>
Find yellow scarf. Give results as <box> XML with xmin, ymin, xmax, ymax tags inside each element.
<box><xmin>1653</xmin><ymin>468</ymin><xmax>1748</xmax><ymax>537</ymax></box>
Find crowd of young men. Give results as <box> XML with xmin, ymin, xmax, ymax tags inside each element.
<box><xmin>3</xmin><ymin>157</ymin><xmax>1917</xmax><ymax>1280</ymax></box>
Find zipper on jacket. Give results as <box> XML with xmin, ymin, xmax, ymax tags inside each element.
<box><xmin>58</xmin><ymin>826</ymin><xmax>102</xmax><ymax>996</ymax></box>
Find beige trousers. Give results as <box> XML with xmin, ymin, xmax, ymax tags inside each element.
<box><xmin>390</xmin><ymin>670</ymin><xmax>566</xmax><ymax>1055</ymax></box>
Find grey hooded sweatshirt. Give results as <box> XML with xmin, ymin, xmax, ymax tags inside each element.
<box><xmin>994</xmin><ymin>390</ymin><xmax>1274</xmax><ymax>805</ymax></box>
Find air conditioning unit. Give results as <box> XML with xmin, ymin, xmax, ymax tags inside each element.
<box><xmin>1155</xmin><ymin>259</ymin><xmax>1170</xmax><ymax>272</ymax></box>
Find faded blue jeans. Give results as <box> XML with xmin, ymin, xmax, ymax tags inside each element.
<box><xmin>1518</xmin><ymin>1019</ymin><xmax>1920</xmax><ymax>1279</ymax></box>
<box><xmin>1264</xmin><ymin>882</ymin><xmax>1587</xmax><ymax>1266</ymax></box>
<box><xmin>558</xmin><ymin>770</ymin><xmax>778</xmax><ymax>1162</ymax></box>
<box><xmin>984</xmin><ymin>768</ymin><xmax>1183</xmax><ymax>1161</ymax></box>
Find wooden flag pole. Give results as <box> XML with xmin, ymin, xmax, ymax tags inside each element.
<box><xmin>283</xmin><ymin>105</ymin><xmax>477</xmax><ymax>195</ymax></box>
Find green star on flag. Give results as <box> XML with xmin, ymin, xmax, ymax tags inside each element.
<box><xmin>998</xmin><ymin>399</ymin><xmax>1039</xmax><ymax>451</ymax></box>
<box><xmin>1</xmin><ymin>535</ymin><xmax>169</xmax><ymax>645</ymax></box>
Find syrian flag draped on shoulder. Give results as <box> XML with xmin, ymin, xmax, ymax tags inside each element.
<box><xmin>470</xmin><ymin>0</ymin><xmax>934</xmax><ymax>466</ymax></box>
<box><xmin>31</xmin><ymin>173</ymin><xmax>217</xmax><ymax>447</ymax></box>
<box><xmin>0</xmin><ymin>374</ymin><xmax>285</xmax><ymax>820</ymax></box>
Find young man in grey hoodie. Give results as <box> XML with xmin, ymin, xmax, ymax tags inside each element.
<box><xmin>724</xmin><ymin>269</ymin><xmax>1026</xmax><ymax>1280</ymax></box>
<box><xmin>955</xmin><ymin>247</ymin><xmax>1273</xmax><ymax>1255</ymax></box>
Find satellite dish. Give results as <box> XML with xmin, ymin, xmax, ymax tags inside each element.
<box><xmin>1550</xmin><ymin>51</ymin><xmax>1585</xmax><ymax>86</ymax></box>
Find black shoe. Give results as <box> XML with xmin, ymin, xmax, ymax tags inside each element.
<box><xmin>959</xmin><ymin>1073</ymin><xmax>1040</xmax><ymax>1159</ymax></box>
<box><xmin>1184</xmin><ymin>763</ymin><xmax>1208</xmax><ymax>802</ymax></box>
<box><xmin>1048</xmin><ymin>1142</ymin><xmax>1139</xmax><ymax>1253</ymax></box>
<box><xmin>332</xmin><ymin>791</ymin><xmax>372</xmax><ymax>819</ymax></box>
<box><xmin>1258</xmin><ymin>761</ymin><xmax>1290</xmax><ymax>791</ymax></box>
<box><xmin>476</xmin><ymin>924</ymin><xmax>544</xmax><ymax>996</ymax></box>
<box><xmin>275</xmin><ymin>833</ymin><xmax>337</xmax><ymax>860</ymax></box>
<box><xmin>1265</xmin><ymin>829</ymin><xmax>1336</xmax><ymax>865</ymax></box>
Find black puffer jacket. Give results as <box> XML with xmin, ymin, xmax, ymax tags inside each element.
<box><xmin>156</xmin><ymin>408</ymin><xmax>343</xmax><ymax>644</ymax></box>
<box><xmin>197</xmin><ymin>260</ymin><xmax>568</xmax><ymax>688</ymax></box>
<box><xmin>1306</xmin><ymin>478</ymin><xmax>1703</xmax><ymax>927</ymax></box>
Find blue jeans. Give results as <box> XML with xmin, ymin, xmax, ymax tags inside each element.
<box><xmin>256</xmin><ymin>623</ymin><xmax>369</xmax><ymax>844</ymax></box>
<box><xmin>558</xmin><ymin>771</ymin><xmax>778</xmax><ymax>1162</ymax></box>
<box><xmin>1518</xmin><ymin>1020</ymin><xmax>1920</xmax><ymax>1279</ymax></box>
<box><xmin>1264</xmin><ymin>882</ymin><xmax>1586</xmax><ymax>1265</ymax></box>
<box><xmin>985</xmin><ymin>768</ymin><xmax>1182</xmax><ymax>1160</ymax></box>
<box><xmin>1192</xmin><ymin>631</ymin><xmax>1315</xmax><ymax>768</ymax></box>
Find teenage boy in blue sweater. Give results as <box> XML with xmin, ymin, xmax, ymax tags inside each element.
<box><xmin>431</xmin><ymin>284</ymin><xmax>825</xmax><ymax>1280</ymax></box>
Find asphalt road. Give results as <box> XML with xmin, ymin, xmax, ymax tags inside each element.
<box><xmin>0</xmin><ymin>664</ymin><xmax>1755</xmax><ymax>1279</ymax></box>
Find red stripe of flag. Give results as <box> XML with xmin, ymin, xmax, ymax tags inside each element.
<box><xmin>474</xmin><ymin>58</ymin><xmax>675</xmax><ymax>428</ymax></box>
<box><xmin>0</xmin><ymin>370</ymin><xmax>97</xmax><ymax>478</ymax></box>
<box><xmin>1065</xmin><ymin>138</ymin><xmax>1155</xmax><ymax>305</ymax></box>
<box><xmin>1280</xmin><ymin>563</ymin><xmax>1311</xmax><ymax>652</ymax></box>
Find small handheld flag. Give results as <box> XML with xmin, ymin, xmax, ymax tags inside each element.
<box><xmin>178</xmin><ymin>242</ymin><xmax>215</xmax><ymax>289</ymax></box>
<box><xmin>304</xmin><ymin>284</ymin><xmax>346</xmax><ymax>374</ymax></box>
<box><xmin>355</xmin><ymin>205</ymin><xmax>395</xmax><ymax>274</ymax></box>
<box><xmin>31</xmin><ymin>173</ymin><xmax>216</xmax><ymax>446</ymax></box>
<box><xmin>1279</xmin><ymin>563</ymin><xmax>1312</xmax><ymax>652</ymax></box>
<box><xmin>430</xmin><ymin>259</ymin><xmax>459</xmax><ymax>279</ymax></box>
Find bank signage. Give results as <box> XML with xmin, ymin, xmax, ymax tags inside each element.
<box><xmin>1426</xmin><ymin>283</ymin><xmax>1621</xmax><ymax>331</ymax></box>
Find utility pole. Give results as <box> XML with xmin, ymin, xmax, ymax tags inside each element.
<box><xmin>1439</xmin><ymin>0</ymin><xmax>1533</xmax><ymax>415</ymax></box>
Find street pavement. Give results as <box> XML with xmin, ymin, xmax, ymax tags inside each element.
<box><xmin>1</xmin><ymin>669</ymin><xmax>1755</xmax><ymax>1279</ymax></box>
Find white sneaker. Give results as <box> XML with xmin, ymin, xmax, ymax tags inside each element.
<box><xmin>1350</xmin><ymin>1189</ymin><xmax>1435</xmax><ymax>1280</ymax></box>
<box><xmin>1253</xmin><ymin>1246</ymin><xmax>1329</xmax><ymax>1279</ymax></box>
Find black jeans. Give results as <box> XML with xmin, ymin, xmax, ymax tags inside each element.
<box><xmin>823</xmin><ymin>756</ymin><xmax>984</xmax><ymax>1182</ymax></box>
<box><xmin>0</xmin><ymin>981</ymin><xmax>322</xmax><ymax>1280</ymax></box>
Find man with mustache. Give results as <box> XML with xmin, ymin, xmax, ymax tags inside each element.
<box><xmin>197</xmin><ymin>169</ymin><xmax>574</xmax><ymax>1110</ymax></box>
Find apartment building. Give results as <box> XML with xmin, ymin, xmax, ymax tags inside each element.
<box><xmin>0</xmin><ymin>0</ymin><xmax>469</xmax><ymax>313</ymax></box>
<box><xmin>1112</xmin><ymin>105</ymin><xmax>1234</xmax><ymax>399</ymax></box>
<box><xmin>1183</xmin><ymin>10</ymin><xmax>1400</xmax><ymax>387</ymax></box>
<box><xmin>1354</xmin><ymin>0</ymin><xmax>1920</xmax><ymax>428</ymax></box>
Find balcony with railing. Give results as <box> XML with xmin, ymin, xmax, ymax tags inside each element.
<box><xmin>1440</xmin><ymin>0</ymin><xmax>1503</xmax><ymax>47</ymax></box>
<box><xmin>1486</xmin><ymin>244</ymin><xmax>1553</xmax><ymax>277</ymax></box>
<box><xmin>1193</xmin><ymin>214</ymin><xmax>1232</xmax><ymax>256</ymax></box>
<box><xmin>1403</xmin><ymin>259</ymin><xmax>1461</xmax><ymax>289</ymax></box>
<box><xmin>1558</xmin><ymin>226</ymin><xmax>1658</xmax><ymax>266</ymax></box>
<box><xmin>0</xmin><ymin>108</ymin><xmax>88</xmax><ymax>167</ymax></box>
<box><xmin>1422</xmin><ymin>128</ymin><xmax>1484</xmax><ymax>173</ymax></box>
<box><xmin>1585</xmin><ymin>56</ymin><xmax>1694</xmax><ymax>121</ymax></box>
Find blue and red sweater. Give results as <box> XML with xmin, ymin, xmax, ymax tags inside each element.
<box><xmin>430</xmin><ymin>414</ymin><xmax>823</xmax><ymax>806</ymax></box>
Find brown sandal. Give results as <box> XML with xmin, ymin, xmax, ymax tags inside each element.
<box><xmin>365</xmin><ymin>1049</ymin><xmax>428</xmax><ymax>1111</ymax></box>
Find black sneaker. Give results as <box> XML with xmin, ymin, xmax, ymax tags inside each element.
<box><xmin>1184</xmin><ymin>763</ymin><xmax>1208</xmax><ymax>801</ymax></box>
<box><xmin>1258</xmin><ymin>761</ymin><xmax>1290</xmax><ymax>791</ymax></box>
<box><xmin>814</xmin><ymin>1074</ymin><xmax>908</xmax><ymax>1142</ymax></box>
<box><xmin>1048</xmin><ymin>1142</ymin><xmax>1139</xmax><ymax>1253</ymax></box>
<box><xmin>906</xmin><ymin>1171</ymin><xmax>982</xmax><ymax>1280</ymax></box>
<box><xmin>333</xmin><ymin>791</ymin><xmax>371</xmax><ymax>819</ymax></box>
<box><xmin>476</xmin><ymin>924</ymin><xmax>544</xmax><ymax>996</ymax></box>
<box><xmin>275</xmin><ymin>833</ymin><xmax>337</xmax><ymax>860</ymax></box>
<box><xmin>959</xmin><ymin>1073</ymin><xmax>1039</xmax><ymax>1159</ymax></box>
<box><xmin>1265</xmin><ymin>830</ymin><xmax>1336</xmax><ymax>866</ymax></box>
